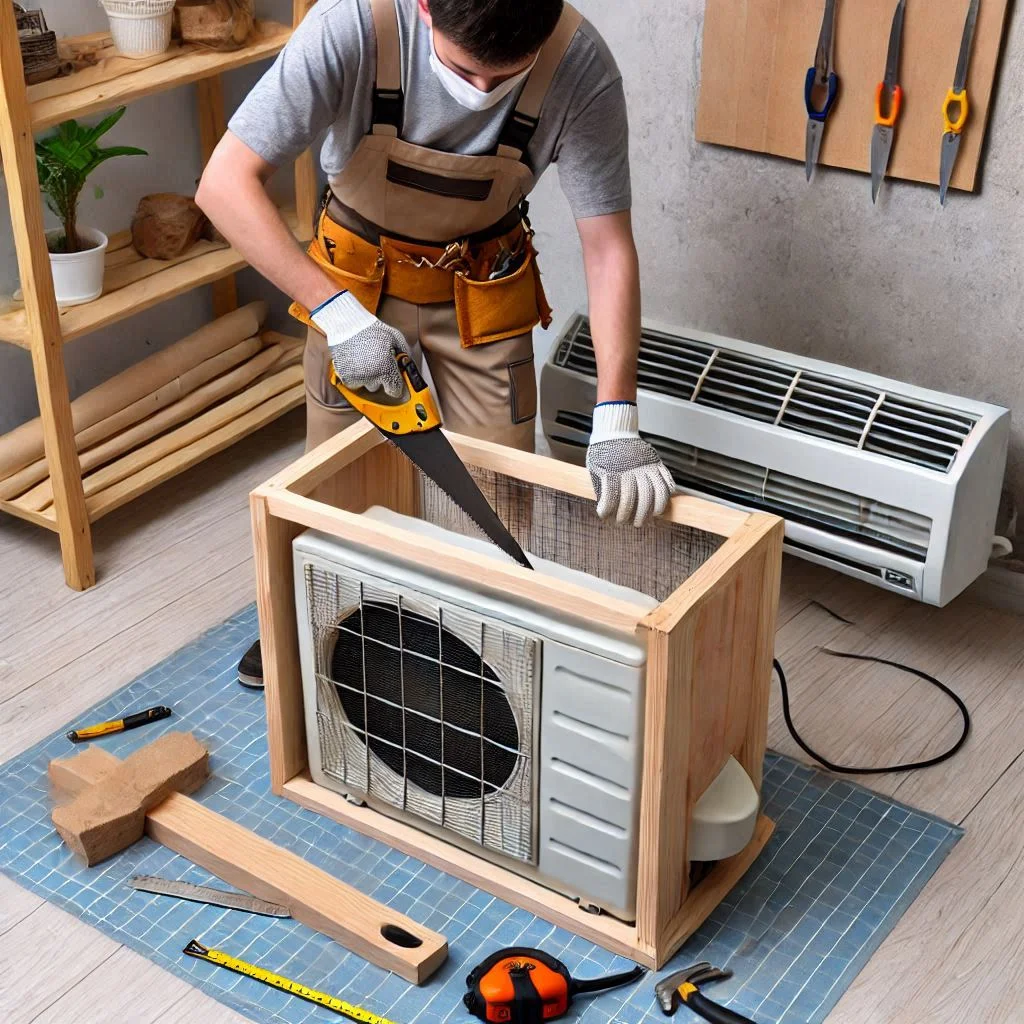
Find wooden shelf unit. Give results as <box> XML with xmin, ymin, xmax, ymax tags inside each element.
<box><xmin>0</xmin><ymin>3</ymin><xmax>319</xmax><ymax>589</ymax></box>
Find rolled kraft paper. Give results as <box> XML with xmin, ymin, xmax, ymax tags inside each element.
<box><xmin>0</xmin><ymin>336</ymin><xmax>264</xmax><ymax>501</ymax></box>
<box><xmin>22</xmin><ymin>344</ymin><xmax>289</xmax><ymax>511</ymax></box>
<box><xmin>0</xmin><ymin>301</ymin><xmax>268</xmax><ymax>481</ymax></box>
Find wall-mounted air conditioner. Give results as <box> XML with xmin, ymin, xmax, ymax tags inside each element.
<box><xmin>541</xmin><ymin>314</ymin><xmax>1010</xmax><ymax>607</ymax></box>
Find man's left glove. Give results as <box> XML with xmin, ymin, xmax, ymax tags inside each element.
<box><xmin>586</xmin><ymin>401</ymin><xmax>674</xmax><ymax>527</ymax></box>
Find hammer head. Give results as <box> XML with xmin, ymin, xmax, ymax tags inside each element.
<box><xmin>655</xmin><ymin>963</ymin><xmax>733</xmax><ymax>1015</ymax></box>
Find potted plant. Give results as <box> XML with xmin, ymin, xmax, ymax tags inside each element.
<box><xmin>36</xmin><ymin>107</ymin><xmax>147</xmax><ymax>306</ymax></box>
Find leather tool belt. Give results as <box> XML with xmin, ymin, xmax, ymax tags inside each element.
<box><xmin>289</xmin><ymin>194</ymin><xmax>553</xmax><ymax>349</ymax></box>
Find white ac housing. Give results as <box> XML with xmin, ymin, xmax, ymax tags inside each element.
<box><xmin>541</xmin><ymin>314</ymin><xmax>1009</xmax><ymax>606</ymax></box>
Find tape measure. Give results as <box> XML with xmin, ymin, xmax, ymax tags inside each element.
<box><xmin>464</xmin><ymin>947</ymin><xmax>645</xmax><ymax>1024</ymax></box>
<box><xmin>183</xmin><ymin>939</ymin><xmax>399</xmax><ymax>1024</ymax></box>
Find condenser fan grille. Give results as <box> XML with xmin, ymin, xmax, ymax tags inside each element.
<box><xmin>330</xmin><ymin>603</ymin><xmax>520</xmax><ymax>800</ymax></box>
<box><xmin>554</xmin><ymin>318</ymin><xmax>976</xmax><ymax>472</ymax></box>
<box><xmin>305</xmin><ymin>564</ymin><xmax>539</xmax><ymax>864</ymax></box>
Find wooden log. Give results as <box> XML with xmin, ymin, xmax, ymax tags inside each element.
<box><xmin>0</xmin><ymin>335</ymin><xmax>265</xmax><ymax>501</ymax></box>
<box><xmin>21</xmin><ymin>343</ymin><xmax>297</xmax><ymax>510</ymax></box>
<box><xmin>50</xmin><ymin>733</ymin><xmax>209</xmax><ymax>866</ymax></box>
<box><xmin>0</xmin><ymin>301</ymin><xmax>267</xmax><ymax>481</ymax></box>
<box><xmin>50</xmin><ymin>743</ymin><xmax>449</xmax><ymax>984</ymax></box>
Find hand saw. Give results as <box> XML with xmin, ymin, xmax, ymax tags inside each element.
<box><xmin>329</xmin><ymin>355</ymin><xmax>533</xmax><ymax>570</ymax></box>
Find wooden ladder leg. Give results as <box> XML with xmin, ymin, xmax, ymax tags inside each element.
<box><xmin>0</xmin><ymin>2</ymin><xmax>94</xmax><ymax>589</ymax></box>
<box><xmin>293</xmin><ymin>0</ymin><xmax>320</xmax><ymax>242</ymax></box>
<box><xmin>196</xmin><ymin>74</ymin><xmax>238</xmax><ymax>319</ymax></box>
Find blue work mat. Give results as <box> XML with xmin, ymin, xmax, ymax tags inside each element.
<box><xmin>0</xmin><ymin>605</ymin><xmax>961</xmax><ymax>1024</ymax></box>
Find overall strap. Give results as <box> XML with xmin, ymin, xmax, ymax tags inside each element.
<box><xmin>497</xmin><ymin>3</ymin><xmax>585</xmax><ymax>162</ymax></box>
<box><xmin>370</xmin><ymin>0</ymin><xmax>403</xmax><ymax>136</ymax></box>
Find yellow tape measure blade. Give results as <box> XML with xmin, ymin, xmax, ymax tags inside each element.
<box><xmin>183</xmin><ymin>939</ymin><xmax>398</xmax><ymax>1024</ymax></box>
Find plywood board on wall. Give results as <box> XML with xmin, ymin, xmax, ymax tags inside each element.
<box><xmin>696</xmin><ymin>0</ymin><xmax>1010</xmax><ymax>191</ymax></box>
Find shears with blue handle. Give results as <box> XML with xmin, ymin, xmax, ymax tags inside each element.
<box><xmin>805</xmin><ymin>0</ymin><xmax>839</xmax><ymax>181</ymax></box>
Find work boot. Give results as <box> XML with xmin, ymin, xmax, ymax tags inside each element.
<box><xmin>237</xmin><ymin>639</ymin><xmax>264</xmax><ymax>689</ymax></box>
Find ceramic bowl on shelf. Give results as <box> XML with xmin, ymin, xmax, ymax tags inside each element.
<box><xmin>98</xmin><ymin>0</ymin><xmax>177</xmax><ymax>59</ymax></box>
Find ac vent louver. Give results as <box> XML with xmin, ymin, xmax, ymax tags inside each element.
<box><xmin>556</xmin><ymin>323</ymin><xmax>976</xmax><ymax>473</ymax></box>
<box><xmin>552</xmin><ymin>411</ymin><xmax>931</xmax><ymax>561</ymax></box>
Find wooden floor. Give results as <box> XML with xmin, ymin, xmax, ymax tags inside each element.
<box><xmin>1</xmin><ymin>414</ymin><xmax>1022</xmax><ymax>1023</ymax></box>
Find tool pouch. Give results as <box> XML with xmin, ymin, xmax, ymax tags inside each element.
<box><xmin>454</xmin><ymin>245</ymin><xmax>553</xmax><ymax>349</ymax></box>
<box><xmin>288</xmin><ymin>209</ymin><xmax>385</xmax><ymax>330</ymax></box>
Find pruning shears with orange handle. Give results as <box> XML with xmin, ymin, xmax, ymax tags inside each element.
<box><xmin>939</xmin><ymin>0</ymin><xmax>980</xmax><ymax>205</ymax></box>
<box><xmin>870</xmin><ymin>0</ymin><xmax>905</xmax><ymax>203</ymax></box>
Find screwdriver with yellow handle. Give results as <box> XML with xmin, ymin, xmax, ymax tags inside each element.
<box><xmin>66</xmin><ymin>705</ymin><xmax>172</xmax><ymax>743</ymax></box>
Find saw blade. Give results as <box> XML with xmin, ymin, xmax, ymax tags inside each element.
<box><xmin>387</xmin><ymin>429</ymin><xmax>533</xmax><ymax>570</ymax></box>
<box><xmin>129</xmin><ymin>876</ymin><xmax>291</xmax><ymax>918</ymax></box>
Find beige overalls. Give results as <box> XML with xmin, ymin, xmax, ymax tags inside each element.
<box><xmin>294</xmin><ymin>0</ymin><xmax>584</xmax><ymax>453</ymax></box>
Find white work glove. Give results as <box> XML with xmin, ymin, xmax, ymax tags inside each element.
<box><xmin>586</xmin><ymin>401</ymin><xmax>675</xmax><ymax>527</ymax></box>
<box><xmin>311</xmin><ymin>291</ymin><xmax>412</xmax><ymax>399</ymax></box>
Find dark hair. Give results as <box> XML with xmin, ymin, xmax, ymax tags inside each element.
<box><xmin>428</xmin><ymin>0</ymin><xmax>564</xmax><ymax>67</ymax></box>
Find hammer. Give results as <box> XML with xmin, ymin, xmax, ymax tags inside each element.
<box><xmin>655</xmin><ymin>963</ymin><xmax>758</xmax><ymax>1024</ymax></box>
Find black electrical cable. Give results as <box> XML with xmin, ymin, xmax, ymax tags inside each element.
<box><xmin>773</xmin><ymin>649</ymin><xmax>971</xmax><ymax>775</ymax></box>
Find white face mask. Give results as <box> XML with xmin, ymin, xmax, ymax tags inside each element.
<box><xmin>428</xmin><ymin>31</ymin><xmax>536</xmax><ymax>111</ymax></box>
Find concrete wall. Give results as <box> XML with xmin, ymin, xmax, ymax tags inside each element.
<box><xmin>528</xmin><ymin>0</ymin><xmax>1024</xmax><ymax>513</ymax></box>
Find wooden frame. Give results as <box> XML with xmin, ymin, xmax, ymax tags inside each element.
<box><xmin>0</xmin><ymin>6</ymin><xmax>319</xmax><ymax>589</ymax></box>
<box><xmin>252</xmin><ymin>422</ymin><xmax>784</xmax><ymax>968</ymax></box>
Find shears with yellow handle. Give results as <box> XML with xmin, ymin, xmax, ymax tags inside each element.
<box><xmin>939</xmin><ymin>0</ymin><xmax>980</xmax><ymax>205</ymax></box>
<box><xmin>870</xmin><ymin>0</ymin><xmax>905</xmax><ymax>203</ymax></box>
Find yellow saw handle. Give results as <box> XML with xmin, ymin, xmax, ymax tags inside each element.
<box><xmin>329</xmin><ymin>353</ymin><xmax>442</xmax><ymax>435</ymax></box>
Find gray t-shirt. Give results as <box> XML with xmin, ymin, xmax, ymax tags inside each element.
<box><xmin>229</xmin><ymin>0</ymin><xmax>631</xmax><ymax>220</ymax></box>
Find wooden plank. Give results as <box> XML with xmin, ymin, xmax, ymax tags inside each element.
<box><xmin>196</xmin><ymin>74</ymin><xmax>238</xmax><ymax>318</ymax></box>
<box><xmin>290</xmin><ymin>0</ymin><xmax>319</xmax><ymax>242</ymax></box>
<box><xmin>738</xmin><ymin>520</ymin><xmax>783</xmax><ymax>795</ymax></box>
<box><xmin>263</xmin><ymin>418</ymin><xmax>385</xmax><ymax>496</ymax></box>
<box><xmin>262</xmin><ymin>488</ymin><xmax>651</xmax><ymax>636</ymax></box>
<box><xmin>29</xmin><ymin>22</ymin><xmax>293</xmax><ymax>131</ymax></box>
<box><xmin>635</xmin><ymin>617</ymin><xmax>696</xmax><ymax>950</ymax></box>
<box><xmin>644</xmin><ymin>512</ymin><xmax>783</xmax><ymax>633</ymax></box>
<box><xmin>253</xmin><ymin>493</ymin><xmax>308</xmax><ymax>794</ymax></box>
<box><xmin>85</xmin><ymin>381</ymin><xmax>305</xmax><ymax>522</ymax></box>
<box><xmin>284</xmin><ymin>773</ymin><xmax>651</xmax><ymax>965</ymax></box>
<box><xmin>450</xmin><ymin>433</ymin><xmax>750</xmax><ymax>537</ymax></box>
<box><xmin>0</xmin><ymin>212</ymin><xmax>299</xmax><ymax>347</ymax></box>
<box><xmin>657</xmin><ymin>814</ymin><xmax>774</xmax><ymax>957</ymax></box>
<box><xmin>0</xmin><ymin>496</ymin><xmax>57</xmax><ymax>530</ymax></box>
<box><xmin>695</xmin><ymin>0</ymin><xmax>1010</xmax><ymax>192</ymax></box>
<box><xmin>0</xmin><ymin>1</ymin><xmax>94</xmax><ymax>589</ymax></box>
<box><xmin>52</xmin><ymin>746</ymin><xmax>449</xmax><ymax>985</ymax></box>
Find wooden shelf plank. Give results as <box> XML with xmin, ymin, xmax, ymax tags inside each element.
<box><xmin>0</xmin><ymin>211</ymin><xmax>299</xmax><ymax>348</ymax></box>
<box><xmin>0</xmin><ymin>496</ymin><xmax>57</xmax><ymax>531</ymax></box>
<box><xmin>29</xmin><ymin>21</ymin><xmax>292</xmax><ymax>132</ymax></box>
<box><xmin>86</xmin><ymin>378</ymin><xmax>305</xmax><ymax>523</ymax></box>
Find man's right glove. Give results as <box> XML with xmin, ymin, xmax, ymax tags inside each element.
<box><xmin>311</xmin><ymin>291</ymin><xmax>413</xmax><ymax>399</ymax></box>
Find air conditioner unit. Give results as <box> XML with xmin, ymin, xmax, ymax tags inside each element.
<box><xmin>293</xmin><ymin>507</ymin><xmax>759</xmax><ymax>922</ymax></box>
<box><xmin>541</xmin><ymin>314</ymin><xmax>1010</xmax><ymax>606</ymax></box>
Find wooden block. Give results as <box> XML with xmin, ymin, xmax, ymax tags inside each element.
<box><xmin>50</xmin><ymin>732</ymin><xmax>208</xmax><ymax>865</ymax></box>
<box><xmin>50</xmin><ymin>743</ymin><xmax>448</xmax><ymax>984</ymax></box>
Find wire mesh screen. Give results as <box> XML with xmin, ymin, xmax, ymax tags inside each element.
<box><xmin>305</xmin><ymin>563</ymin><xmax>539</xmax><ymax>864</ymax></box>
<box><xmin>419</xmin><ymin>468</ymin><xmax>724</xmax><ymax>602</ymax></box>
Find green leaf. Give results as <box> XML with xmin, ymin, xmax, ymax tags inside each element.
<box><xmin>93</xmin><ymin>186</ymin><xmax>104</xmax><ymax>200</ymax></box>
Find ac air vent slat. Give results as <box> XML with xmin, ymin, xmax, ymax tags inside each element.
<box><xmin>550</xmin><ymin>410</ymin><xmax>931</xmax><ymax>560</ymax></box>
<box><xmin>559</xmin><ymin>325</ymin><xmax>977</xmax><ymax>474</ymax></box>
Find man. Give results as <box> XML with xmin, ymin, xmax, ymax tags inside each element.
<box><xmin>197</xmin><ymin>0</ymin><xmax>673</xmax><ymax>688</ymax></box>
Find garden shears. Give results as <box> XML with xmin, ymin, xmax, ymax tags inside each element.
<box><xmin>939</xmin><ymin>0</ymin><xmax>980</xmax><ymax>205</ymax></box>
<box><xmin>870</xmin><ymin>0</ymin><xmax>905</xmax><ymax>202</ymax></box>
<box><xmin>805</xmin><ymin>0</ymin><xmax>839</xmax><ymax>180</ymax></box>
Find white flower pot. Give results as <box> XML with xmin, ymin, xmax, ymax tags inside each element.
<box><xmin>47</xmin><ymin>227</ymin><xmax>108</xmax><ymax>306</ymax></box>
<box><xmin>100</xmin><ymin>0</ymin><xmax>175</xmax><ymax>59</ymax></box>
